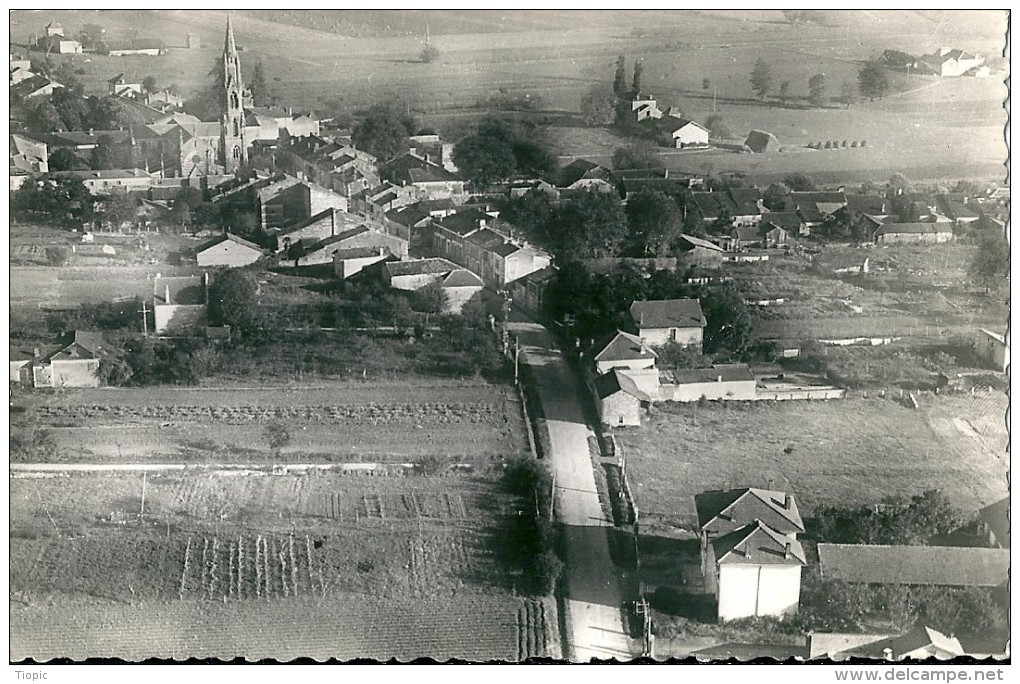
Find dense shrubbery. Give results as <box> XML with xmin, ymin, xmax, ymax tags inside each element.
<box><xmin>812</xmin><ymin>489</ymin><xmax>964</xmax><ymax>545</ymax></box>
<box><xmin>501</xmin><ymin>456</ymin><xmax>561</xmax><ymax>595</ymax></box>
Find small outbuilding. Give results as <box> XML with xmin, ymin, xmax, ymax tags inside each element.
<box><xmin>594</xmin><ymin>369</ymin><xmax>651</xmax><ymax>427</ymax></box>
<box><xmin>744</xmin><ymin>129</ymin><xmax>778</xmax><ymax>153</ymax></box>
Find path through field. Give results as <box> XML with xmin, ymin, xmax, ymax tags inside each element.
<box><xmin>507</xmin><ymin>318</ymin><xmax>639</xmax><ymax>662</ymax></box>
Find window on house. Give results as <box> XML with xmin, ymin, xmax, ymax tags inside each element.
<box><xmin>232</xmin><ymin>145</ymin><xmax>241</xmax><ymax>160</ymax></box>
<box><xmin>618</xmin><ymin>415</ymin><xmax>625</xmax><ymax>425</ymax></box>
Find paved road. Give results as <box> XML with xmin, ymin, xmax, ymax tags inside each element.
<box><xmin>508</xmin><ymin>320</ymin><xmax>638</xmax><ymax>662</ymax></box>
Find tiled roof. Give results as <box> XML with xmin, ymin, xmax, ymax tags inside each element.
<box><xmin>630</xmin><ymin>298</ymin><xmax>706</xmax><ymax>329</ymax></box>
<box><xmin>678</xmin><ymin>233</ymin><xmax>725</xmax><ymax>252</ymax></box>
<box><xmin>817</xmin><ymin>544</ymin><xmax>1010</xmax><ymax>587</ymax></box>
<box><xmin>760</xmin><ymin>212</ymin><xmax>802</xmax><ymax>231</ymax></box>
<box><xmin>434</xmin><ymin>208</ymin><xmax>493</xmax><ymax>236</ymax></box>
<box><xmin>876</xmin><ymin>223</ymin><xmax>953</xmax><ymax>235</ymax></box>
<box><xmin>712</xmin><ymin>521</ymin><xmax>807</xmax><ymax>566</ymax></box>
<box><xmin>559</xmin><ymin>158</ymin><xmax>611</xmax><ymax>187</ymax></box>
<box><xmin>195</xmin><ymin>233</ymin><xmax>265</xmax><ymax>255</ymax></box>
<box><xmin>695</xmin><ymin>487</ymin><xmax>804</xmax><ymax>535</ymax></box>
<box><xmin>845</xmin><ymin>194</ymin><xmax>887</xmax><ymax>215</ymax></box>
<box><xmin>441</xmin><ymin>269</ymin><xmax>485</xmax><ymax>288</ymax></box>
<box><xmin>593</xmin><ymin>331</ymin><xmax>658</xmax><ymax>364</ymax></box>
<box><xmin>154</xmin><ymin>275</ymin><xmax>206</xmax><ymax>305</ymax></box>
<box><xmin>844</xmin><ymin>626</ymin><xmax>964</xmax><ymax>660</ymax></box>
<box><xmin>384</xmin><ymin>258</ymin><xmax>460</xmax><ymax>277</ymax></box>
<box><xmin>593</xmin><ymin>369</ymin><xmax>651</xmax><ymax>402</ymax></box>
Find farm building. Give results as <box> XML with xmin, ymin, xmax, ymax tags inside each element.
<box><xmin>194</xmin><ymin>233</ymin><xmax>266</xmax><ymax>268</ymax></box>
<box><xmin>10</xmin><ymin>331</ymin><xmax>107</xmax><ymax>388</ymax></box>
<box><xmin>874</xmin><ymin>223</ymin><xmax>954</xmax><ymax>244</ymax></box>
<box><xmin>613</xmin><ymin>169</ymin><xmax>704</xmax><ymax>199</ymax></box>
<box><xmin>10</xmin><ymin>134</ymin><xmax>48</xmax><ymax>174</ymax></box>
<box><xmin>708</xmin><ymin>521</ymin><xmax>807</xmax><ymax>621</ymax></box>
<box><xmin>592</xmin><ymin>330</ymin><xmax>658</xmax><ymax>374</ymax></box>
<box><xmin>675</xmin><ymin>233</ymin><xmax>725</xmax><ymax>267</ymax></box>
<box><xmin>332</xmin><ymin>246</ymin><xmax>396</xmax><ymax>279</ymax></box>
<box><xmin>744</xmin><ymin>129</ymin><xmax>777</xmax><ymax>153</ymax></box>
<box><xmin>659</xmin><ymin>118</ymin><xmax>710</xmax><ymax>148</ymax></box>
<box><xmin>10</xmin><ymin>56</ymin><xmax>33</xmax><ymax>85</ymax></box>
<box><xmin>51</xmin><ymin>168</ymin><xmax>157</xmax><ymax>195</ymax></box>
<box><xmin>10</xmin><ymin>74</ymin><xmax>63</xmax><ymax>99</ymax></box>
<box><xmin>630</xmin><ymin>298</ymin><xmax>706</xmax><ymax>348</ymax></box>
<box><xmin>689</xmin><ymin>188</ymin><xmax>764</xmax><ymax>227</ymax></box>
<box><xmin>275</xmin><ymin>135</ymin><xmax>378</xmax><ymax>197</ymax></box>
<box><xmin>659</xmin><ymin>364</ymin><xmax>756</xmax><ymax>402</ymax></box>
<box><xmin>593</xmin><ymin>369</ymin><xmax>651</xmax><ymax>427</ymax></box>
<box><xmin>101</xmin><ymin>39</ymin><xmax>167</xmax><ymax>56</ymax></box>
<box><xmin>432</xmin><ymin>210</ymin><xmax>552</xmax><ymax>289</ymax></box>
<box><xmin>975</xmin><ymin>328</ymin><xmax>1009</xmax><ymax>373</ymax></box>
<box><xmin>381</xmin><ymin>152</ymin><xmax>467</xmax><ymax>201</ymax></box>
<box><xmin>285</xmin><ymin>224</ymin><xmax>408</xmax><ymax>267</ymax></box>
<box><xmin>382</xmin><ymin>258</ymin><xmax>484</xmax><ymax>314</ymax></box>
<box><xmin>975</xmin><ymin>497</ymin><xmax>1010</xmax><ymax>549</ymax></box>
<box><xmin>789</xmin><ymin>191</ymin><xmax>847</xmax><ymax>228</ymax></box>
<box><xmin>631</xmin><ymin>94</ymin><xmax>663</xmax><ymax>121</ymax></box>
<box><xmin>817</xmin><ymin>544</ymin><xmax>1009</xmax><ymax>588</ymax></box>
<box><xmin>154</xmin><ymin>273</ymin><xmax>210</xmax><ymax>334</ymax></box>
<box><xmin>809</xmin><ymin>626</ymin><xmax>965</xmax><ymax>661</ymax></box>
<box><xmin>759</xmin><ymin>212</ymin><xmax>801</xmax><ymax>242</ymax></box>
<box><xmin>920</xmin><ymin>47</ymin><xmax>985</xmax><ymax>77</ymax></box>
<box><xmin>276</xmin><ymin>208</ymin><xmax>346</xmax><ymax>251</ymax></box>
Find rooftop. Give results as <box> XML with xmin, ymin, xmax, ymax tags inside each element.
<box><xmin>817</xmin><ymin>544</ymin><xmax>1010</xmax><ymax>587</ymax></box>
<box><xmin>630</xmin><ymin>298</ymin><xmax>706</xmax><ymax>330</ymax></box>
<box><xmin>695</xmin><ymin>487</ymin><xmax>805</xmax><ymax>535</ymax></box>
<box><xmin>593</xmin><ymin>369</ymin><xmax>652</xmax><ymax>402</ymax></box>
<box><xmin>666</xmin><ymin>363</ymin><xmax>755</xmax><ymax>385</ymax></box>
<box><xmin>383</xmin><ymin>257</ymin><xmax>460</xmax><ymax>278</ymax></box>
<box><xmin>593</xmin><ymin>330</ymin><xmax>658</xmax><ymax>364</ymax></box>
<box><xmin>712</xmin><ymin>521</ymin><xmax>807</xmax><ymax>566</ymax></box>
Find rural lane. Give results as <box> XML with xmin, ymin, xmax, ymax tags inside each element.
<box><xmin>507</xmin><ymin>318</ymin><xmax>638</xmax><ymax>662</ymax></box>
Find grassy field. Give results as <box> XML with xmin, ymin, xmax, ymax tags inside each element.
<box><xmin>11</xmin><ymin>381</ymin><xmax>529</xmax><ymax>465</ymax></box>
<box><xmin>617</xmin><ymin>392</ymin><xmax>1008</xmax><ymax>532</ymax></box>
<box><xmin>11</xmin><ymin>10</ymin><xmax>1006</xmax><ymax>184</ymax></box>
<box><xmin>10</xmin><ymin>467</ymin><xmax>559</xmax><ymax>661</ymax></box>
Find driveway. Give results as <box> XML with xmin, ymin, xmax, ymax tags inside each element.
<box><xmin>508</xmin><ymin>319</ymin><xmax>638</xmax><ymax>662</ymax></box>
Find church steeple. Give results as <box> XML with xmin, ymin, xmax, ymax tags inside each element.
<box><xmin>220</xmin><ymin>12</ymin><xmax>247</xmax><ymax>173</ymax></box>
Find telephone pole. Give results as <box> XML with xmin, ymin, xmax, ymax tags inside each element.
<box><xmin>140</xmin><ymin>472</ymin><xmax>147</xmax><ymax>518</ymax></box>
<box><xmin>139</xmin><ymin>299</ymin><xmax>149</xmax><ymax>335</ymax></box>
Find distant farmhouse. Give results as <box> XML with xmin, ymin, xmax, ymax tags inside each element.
<box><xmin>10</xmin><ymin>331</ymin><xmax>106</xmax><ymax>388</ymax></box>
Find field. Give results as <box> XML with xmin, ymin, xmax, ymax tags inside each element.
<box><xmin>12</xmin><ymin>382</ymin><xmax>529</xmax><ymax>465</ymax></box>
<box><xmin>617</xmin><ymin>392</ymin><xmax>1008</xmax><ymax>532</ymax></box>
<box><xmin>11</xmin><ymin>10</ymin><xmax>1007</xmax><ymax>184</ymax></box>
<box><xmin>10</xmin><ymin>469</ymin><xmax>559</xmax><ymax>661</ymax></box>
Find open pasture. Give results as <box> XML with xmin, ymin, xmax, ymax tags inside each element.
<box><xmin>617</xmin><ymin>393</ymin><xmax>1008</xmax><ymax>532</ymax></box>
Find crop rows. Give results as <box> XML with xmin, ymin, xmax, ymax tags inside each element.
<box><xmin>179</xmin><ymin>534</ymin><xmax>322</xmax><ymax>600</ymax></box>
<box><xmin>516</xmin><ymin>599</ymin><xmax>551</xmax><ymax>661</ymax></box>
<box><xmin>322</xmin><ymin>491</ymin><xmax>469</xmax><ymax>520</ymax></box>
<box><xmin>39</xmin><ymin>403</ymin><xmax>502</xmax><ymax>425</ymax></box>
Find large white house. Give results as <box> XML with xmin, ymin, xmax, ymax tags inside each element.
<box><xmin>629</xmin><ymin>298</ymin><xmax>706</xmax><ymax>348</ymax></box>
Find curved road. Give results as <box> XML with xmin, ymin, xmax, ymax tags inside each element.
<box><xmin>509</xmin><ymin>319</ymin><xmax>638</xmax><ymax>662</ymax></box>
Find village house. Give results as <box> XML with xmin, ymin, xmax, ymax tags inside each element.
<box><xmin>332</xmin><ymin>246</ymin><xmax>397</xmax><ymax>280</ymax></box>
<box><xmin>592</xmin><ymin>330</ymin><xmax>658</xmax><ymax>374</ymax></box>
<box><xmin>10</xmin><ymin>54</ymin><xmax>33</xmax><ymax>85</ymax></box>
<box><xmin>689</xmin><ymin>188</ymin><xmax>764</xmax><ymax>227</ymax></box>
<box><xmin>874</xmin><ymin>222</ymin><xmax>954</xmax><ymax>244</ymax></box>
<box><xmin>975</xmin><ymin>328</ymin><xmax>1008</xmax><ymax>373</ymax></box>
<box><xmin>10</xmin><ymin>134</ymin><xmax>49</xmax><ymax>175</ymax></box>
<box><xmin>350</xmin><ymin>182</ymin><xmax>418</xmax><ymax>221</ymax></box>
<box><xmin>285</xmin><ymin>224</ymin><xmax>408</xmax><ymax>267</ymax></box>
<box><xmin>277</xmin><ymin>207</ymin><xmax>347</xmax><ymax>253</ymax></box>
<box><xmin>506</xmin><ymin>265</ymin><xmax>557</xmax><ymax>316</ymax></box>
<box><xmin>382</xmin><ymin>151</ymin><xmax>467</xmax><ymax>202</ymax></box>
<box><xmin>675</xmin><ymin>233</ymin><xmax>725</xmax><ymax>268</ymax></box>
<box><xmin>935</xmin><ymin>194</ymin><xmax>982</xmax><ymax>226</ymax></box>
<box><xmin>381</xmin><ymin>258</ymin><xmax>484</xmax><ymax>314</ymax></box>
<box><xmin>612</xmin><ymin>168</ymin><xmax>704</xmax><ymax>200</ymax></box>
<box><xmin>52</xmin><ymin>168</ymin><xmax>157</xmax><ymax>195</ymax></box>
<box><xmin>758</xmin><ymin>212</ymin><xmax>801</xmax><ymax>245</ymax></box>
<box><xmin>695</xmin><ymin>487</ymin><xmax>806</xmax><ymax>620</ymax></box>
<box><xmin>630</xmin><ymin>93</ymin><xmax>664</xmax><ymax>121</ymax></box>
<box><xmin>593</xmin><ymin>368</ymin><xmax>651</xmax><ymax>427</ymax></box>
<box><xmin>194</xmin><ymin>233</ymin><xmax>266</xmax><ymax>268</ymax></box>
<box><xmin>789</xmin><ymin>191</ymin><xmax>847</xmax><ymax>231</ymax></box>
<box><xmin>630</xmin><ymin>298</ymin><xmax>706</xmax><ymax>348</ymax></box>
<box><xmin>659</xmin><ymin>364</ymin><xmax>757</xmax><ymax>402</ymax></box>
<box><xmin>10</xmin><ymin>73</ymin><xmax>63</xmax><ymax>99</ymax></box>
<box><xmin>153</xmin><ymin>273</ymin><xmax>210</xmax><ymax>334</ymax></box>
<box><xmin>920</xmin><ymin>47</ymin><xmax>985</xmax><ymax>77</ymax></box>
<box><xmin>557</xmin><ymin>159</ymin><xmax>616</xmax><ymax>192</ymax></box>
<box><xmin>9</xmin><ymin>331</ymin><xmax>106</xmax><ymax>388</ymax></box>
<box><xmin>809</xmin><ymin>626</ymin><xmax>966</xmax><ymax>661</ymax></box>
<box><xmin>816</xmin><ymin>543</ymin><xmax>1010</xmax><ymax>589</ymax></box>
<box><xmin>408</xmin><ymin>133</ymin><xmax>458</xmax><ymax>173</ymax></box>
<box><xmin>657</xmin><ymin>117</ymin><xmax>711</xmax><ymax>149</ymax></box>
<box><xmin>274</xmin><ymin>135</ymin><xmax>379</xmax><ymax>197</ymax></box>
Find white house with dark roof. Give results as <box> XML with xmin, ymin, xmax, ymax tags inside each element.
<box><xmin>593</xmin><ymin>368</ymin><xmax>652</xmax><ymax>427</ymax></box>
<box><xmin>593</xmin><ymin>331</ymin><xmax>658</xmax><ymax>374</ymax></box>
<box><xmin>10</xmin><ymin>331</ymin><xmax>106</xmax><ymax>387</ymax></box>
<box><xmin>976</xmin><ymin>328</ymin><xmax>1008</xmax><ymax>373</ymax></box>
<box><xmin>660</xmin><ymin>364</ymin><xmax>756</xmax><ymax>402</ymax></box>
<box><xmin>709</xmin><ymin>520</ymin><xmax>807</xmax><ymax>621</ymax></box>
<box><xmin>660</xmin><ymin>118</ymin><xmax>710</xmax><ymax>148</ymax></box>
<box><xmin>629</xmin><ymin>298</ymin><xmax>707</xmax><ymax>348</ymax></box>
<box><xmin>153</xmin><ymin>273</ymin><xmax>210</xmax><ymax>334</ymax></box>
<box><xmin>382</xmin><ymin>258</ymin><xmax>484</xmax><ymax>313</ymax></box>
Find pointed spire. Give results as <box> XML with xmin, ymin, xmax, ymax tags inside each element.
<box><xmin>224</xmin><ymin>12</ymin><xmax>237</xmax><ymax>55</ymax></box>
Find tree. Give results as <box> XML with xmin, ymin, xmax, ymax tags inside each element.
<box><xmin>702</xmin><ymin>78</ymin><xmax>711</xmax><ymax>90</ymax></box>
<box><xmin>704</xmin><ymin>113</ymin><xmax>731</xmax><ymax>139</ymax></box>
<box><xmin>264</xmin><ymin>421</ymin><xmax>292</xmax><ymax>457</ymax></box>
<box><xmin>45</xmin><ymin>246</ymin><xmax>70</xmax><ymax>266</ymax></box>
<box><xmin>762</xmin><ymin>183</ymin><xmax>790</xmax><ymax>211</ymax></box>
<box><xmin>580</xmin><ymin>85</ymin><xmax>617</xmax><ymax>127</ymax></box>
<box><xmin>351</xmin><ymin>104</ymin><xmax>411</xmax><ymax>161</ymax></box>
<box><xmin>452</xmin><ymin>134</ymin><xmax>515</xmax><ymax>187</ymax></box>
<box><xmin>858</xmin><ymin>61</ymin><xmax>890</xmax><ymax>101</ymax></box>
<box><xmin>613</xmin><ymin>55</ymin><xmax>627</xmax><ymax>97</ymax></box>
<box><xmin>500</xmin><ymin>190</ymin><xmax>556</xmax><ymax>247</ymax></box>
<box><xmin>970</xmin><ymin>232</ymin><xmax>1009</xmax><ymax>291</ymax></box>
<box><xmin>11</xmin><ymin>175</ymin><xmax>94</xmax><ymax>228</ymax></box>
<box><xmin>653</xmin><ymin>341</ymin><xmax>711</xmax><ymax>369</ymax></box>
<box><xmin>631</xmin><ymin>60</ymin><xmax>643</xmax><ymax>97</ymax></box>
<box><xmin>552</xmin><ymin>190</ymin><xmax>629</xmax><ymax>261</ymax></box>
<box><xmin>209</xmin><ymin>269</ymin><xmax>261</xmax><ymax>335</ymax></box>
<box><xmin>700</xmin><ymin>283</ymin><xmax>758</xmax><ymax>358</ymax></box>
<box><xmin>89</xmin><ymin>135</ymin><xmax>116</xmax><ymax>170</ymax></box>
<box><xmin>249</xmin><ymin>60</ymin><xmax>270</xmax><ymax>107</ymax></box>
<box><xmin>779</xmin><ymin>80</ymin><xmax>791</xmax><ymax>100</ymax></box>
<box><xmin>419</xmin><ymin>44</ymin><xmax>440</xmax><ymax>63</ymax></box>
<box><xmin>625</xmin><ymin>189</ymin><xmax>682</xmax><ymax>257</ymax></box>
<box><xmin>142</xmin><ymin>75</ymin><xmax>158</xmax><ymax>94</ymax></box>
<box><xmin>808</xmin><ymin>73</ymin><xmax>826</xmax><ymax>106</ymax></box>
<box><xmin>102</xmin><ymin>193</ymin><xmax>138</xmax><ymax>230</ymax></box>
<box><xmin>612</xmin><ymin>144</ymin><xmax>663</xmax><ymax>171</ymax></box>
<box><xmin>783</xmin><ymin>173</ymin><xmax>816</xmax><ymax>191</ymax></box>
<box><xmin>410</xmin><ymin>281</ymin><xmax>447</xmax><ymax>315</ymax></box>
<box><xmin>25</xmin><ymin>100</ymin><xmax>65</xmax><ymax>134</ymax></box>
<box><xmin>750</xmin><ymin>58</ymin><xmax>773</xmax><ymax>100</ymax></box>
<box><xmin>47</xmin><ymin>148</ymin><xmax>80</xmax><ymax>172</ymax></box>
<box><xmin>77</xmin><ymin>23</ymin><xmax>105</xmax><ymax>50</ymax></box>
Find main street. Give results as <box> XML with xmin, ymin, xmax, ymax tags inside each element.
<box><xmin>507</xmin><ymin>318</ymin><xmax>638</xmax><ymax>662</ymax></box>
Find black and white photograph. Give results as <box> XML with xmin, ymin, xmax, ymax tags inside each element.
<box><xmin>7</xmin><ymin>9</ymin><xmax>1010</xmax><ymax>667</ymax></box>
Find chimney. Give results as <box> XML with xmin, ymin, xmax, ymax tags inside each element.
<box><xmin>784</xmin><ymin>541</ymin><xmax>792</xmax><ymax>560</ymax></box>
<box><xmin>883</xmin><ymin>648</ymin><xmax>894</xmax><ymax>661</ymax></box>
<box><xmin>663</xmin><ymin>168</ymin><xmax>668</xmax><ymax>179</ymax></box>
<box><xmin>717</xmin><ymin>375</ymin><xmax>723</xmax><ymax>383</ymax></box>
<box><xmin>478</xmin><ymin>218</ymin><xmax>486</xmax><ymax>228</ymax></box>
<box><xmin>165</xmin><ymin>284</ymin><xmax>171</xmax><ymax>304</ymax></box>
<box><xmin>33</xmin><ymin>347</ymin><xmax>40</xmax><ymax>358</ymax></box>
<box><xmin>767</xmin><ymin>478</ymin><xmax>775</xmax><ymax>490</ymax></box>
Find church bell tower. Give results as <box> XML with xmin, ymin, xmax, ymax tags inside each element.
<box><xmin>221</xmin><ymin>14</ymin><xmax>247</xmax><ymax>173</ymax></box>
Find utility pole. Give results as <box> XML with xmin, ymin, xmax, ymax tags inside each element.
<box><xmin>139</xmin><ymin>299</ymin><xmax>149</xmax><ymax>335</ymax></box>
<box><xmin>140</xmin><ymin>472</ymin><xmax>147</xmax><ymax>518</ymax></box>
<box><xmin>550</xmin><ymin>472</ymin><xmax>556</xmax><ymax>520</ymax></box>
<box><xmin>514</xmin><ymin>335</ymin><xmax>520</xmax><ymax>385</ymax></box>
<box><xmin>635</xmin><ymin>596</ymin><xmax>653</xmax><ymax>657</ymax></box>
